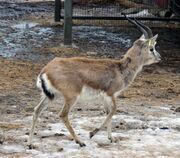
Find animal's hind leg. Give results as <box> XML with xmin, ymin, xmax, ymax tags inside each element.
<box><xmin>28</xmin><ymin>95</ymin><xmax>47</xmax><ymax>148</ymax></box>
<box><xmin>103</xmin><ymin>100</ymin><xmax>114</xmax><ymax>141</ymax></box>
<box><xmin>105</xmin><ymin>103</ymin><xmax>115</xmax><ymax>142</ymax></box>
<box><xmin>107</xmin><ymin>119</ymin><xmax>114</xmax><ymax>142</ymax></box>
<box><xmin>59</xmin><ymin>94</ymin><xmax>86</xmax><ymax>147</ymax></box>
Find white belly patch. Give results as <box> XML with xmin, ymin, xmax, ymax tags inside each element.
<box><xmin>78</xmin><ymin>86</ymin><xmax>112</xmax><ymax>104</ymax></box>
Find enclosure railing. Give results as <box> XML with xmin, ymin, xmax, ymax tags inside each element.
<box><xmin>54</xmin><ymin>0</ymin><xmax>180</xmax><ymax>45</ymax></box>
<box><xmin>56</xmin><ymin>0</ymin><xmax>180</xmax><ymax>21</ymax></box>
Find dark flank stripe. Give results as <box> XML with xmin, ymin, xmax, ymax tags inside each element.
<box><xmin>40</xmin><ymin>74</ymin><xmax>54</xmax><ymax>100</ymax></box>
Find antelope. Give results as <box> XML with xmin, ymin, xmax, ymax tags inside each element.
<box><xmin>28</xmin><ymin>16</ymin><xmax>161</xmax><ymax>148</ymax></box>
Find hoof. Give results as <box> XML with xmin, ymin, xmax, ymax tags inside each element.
<box><xmin>108</xmin><ymin>137</ymin><xmax>113</xmax><ymax>143</ymax></box>
<box><xmin>28</xmin><ymin>144</ymin><xmax>33</xmax><ymax>150</ymax></box>
<box><xmin>89</xmin><ymin>131</ymin><xmax>93</xmax><ymax>139</ymax></box>
<box><xmin>79</xmin><ymin>142</ymin><xmax>86</xmax><ymax>147</ymax></box>
<box><xmin>76</xmin><ymin>141</ymin><xmax>86</xmax><ymax>147</ymax></box>
<box><xmin>89</xmin><ymin>128</ymin><xmax>99</xmax><ymax>139</ymax></box>
<box><xmin>108</xmin><ymin>136</ymin><xmax>116</xmax><ymax>143</ymax></box>
<box><xmin>27</xmin><ymin>144</ymin><xmax>36</xmax><ymax>150</ymax></box>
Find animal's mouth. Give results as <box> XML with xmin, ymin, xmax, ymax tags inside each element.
<box><xmin>155</xmin><ymin>57</ymin><xmax>161</xmax><ymax>63</ymax></box>
<box><xmin>156</xmin><ymin>57</ymin><xmax>161</xmax><ymax>62</ymax></box>
<box><xmin>155</xmin><ymin>54</ymin><xmax>161</xmax><ymax>62</ymax></box>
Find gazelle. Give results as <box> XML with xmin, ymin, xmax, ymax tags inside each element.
<box><xmin>28</xmin><ymin>16</ymin><xmax>161</xmax><ymax>148</ymax></box>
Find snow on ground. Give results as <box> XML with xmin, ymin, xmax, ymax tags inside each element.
<box><xmin>0</xmin><ymin>100</ymin><xmax>180</xmax><ymax>158</ymax></box>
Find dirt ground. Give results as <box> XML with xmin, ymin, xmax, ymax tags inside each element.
<box><xmin>0</xmin><ymin>1</ymin><xmax>180</xmax><ymax>158</ymax></box>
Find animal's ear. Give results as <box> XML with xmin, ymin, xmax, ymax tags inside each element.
<box><xmin>139</xmin><ymin>34</ymin><xmax>145</xmax><ymax>40</ymax></box>
<box><xmin>145</xmin><ymin>34</ymin><xmax>158</xmax><ymax>46</ymax></box>
<box><xmin>134</xmin><ymin>38</ymin><xmax>147</xmax><ymax>47</ymax></box>
<box><xmin>151</xmin><ymin>34</ymin><xmax>158</xmax><ymax>42</ymax></box>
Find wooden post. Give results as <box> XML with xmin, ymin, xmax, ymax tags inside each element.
<box><xmin>55</xmin><ymin>0</ymin><xmax>61</xmax><ymax>22</ymax></box>
<box><xmin>64</xmin><ymin>0</ymin><xmax>72</xmax><ymax>45</ymax></box>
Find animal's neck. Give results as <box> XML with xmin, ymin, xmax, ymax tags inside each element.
<box><xmin>120</xmin><ymin>46</ymin><xmax>143</xmax><ymax>85</ymax></box>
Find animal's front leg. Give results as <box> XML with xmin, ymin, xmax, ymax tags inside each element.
<box><xmin>90</xmin><ymin>96</ymin><xmax>117</xmax><ymax>140</ymax></box>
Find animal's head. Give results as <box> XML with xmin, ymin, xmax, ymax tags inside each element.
<box><xmin>125</xmin><ymin>15</ymin><xmax>161</xmax><ymax>66</ymax></box>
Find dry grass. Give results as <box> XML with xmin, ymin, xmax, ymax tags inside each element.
<box><xmin>43</xmin><ymin>46</ymin><xmax>84</xmax><ymax>56</ymax></box>
<box><xmin>0</xmin><ymin>122</ymin><xmax>24</xmax><ymax>131</ymax></box>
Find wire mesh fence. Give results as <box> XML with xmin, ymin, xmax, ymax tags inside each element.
<box><xmin>58</xmin><ymin>1</ymin><xmax>180</xmax><ymax>66</ymax></box>
<box><xmin>58</xmin><ymin>0</ymin><xmax>180</xmax><ymax>27</ymax></box>
<box><xmin>63</xmin><ymin>1</ymin><xmax>177</xmax><ymax>18</ymax></box>
<box><xmin>71</xmin><ymin>0</ymin><xmax>168</xmax><ymax>18</ymax></box>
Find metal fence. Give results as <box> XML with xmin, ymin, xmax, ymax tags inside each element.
<box><xmin>54</xmin><ymin>0</ymin><xmax>180</xmax><ymax>45</ymax></box>
<box><xmin>56</xmin><ymin>0</ymin><xmax>180</xmax><ymax>22</ymax></box>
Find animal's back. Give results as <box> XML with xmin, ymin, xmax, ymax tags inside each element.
<box><xmin>39</xmin><ymin>57</ymin><xmax>120</xmax><ymax>93</ymax></box>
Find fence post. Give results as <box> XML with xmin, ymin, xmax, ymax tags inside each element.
<box><xmin>64</xmin><ymin>0</ymin><xmax>72</xmax><ymax>45</ymax></box>
<box><xmin>55</xmin><ymin>0</ymin><xmax>61</xmax><ymax>22</ymax></box>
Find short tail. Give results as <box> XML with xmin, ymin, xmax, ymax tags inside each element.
<box><xmin>37</xmin><ymin>74</ymin><xmax>55</xmax><ymax>100</ymax></box>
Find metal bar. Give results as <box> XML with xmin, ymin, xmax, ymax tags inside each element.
<box><xmin>69</xmin><ymin>16</ymin><xmax>180</xmax><ymax>22</ymax></box>
<box><xmin>59</xmin><ymin>15</ymin><xmax>180</xmax><ymax>22</ymax></box>
<box><xmin>169</xmin><ymin>0</ymin><xmax>180</xmax><ymax>16</ymax></box>
<box><xmin>54</xmin><ymin>0</ymin><xmax>61</xmax><ymax>22</ymax></box>
<box><xmin>64</xmin><ymin>0</ymin><xmax>72</xmax><ymax>45</ymax></box>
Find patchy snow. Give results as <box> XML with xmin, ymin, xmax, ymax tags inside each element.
<box><xmin>1</xmin><ymin>144</ymin><xmax>25</xmax><ymax>153</ymax></box>
<box><xmin>0</xmin><ymin>111</ymin><xmax>180</xmax><ymax>158</ymax></box>
<box><xmin>12</xmin><ymin>22</ymin><xmax>38</xmax><ymax>29</ymax></box>
<box><xmin>1</xmin><ymin>101</ymin><xmax>180</xmax><ymax>158</ymax></box>
<box><xmin>126</xmin><ymin>10</ymin><xmax>153</xmax><ymax>17</ymax></box>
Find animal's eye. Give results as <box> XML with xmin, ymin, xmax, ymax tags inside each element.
<box><xmin>150</xmin><ymin>48</ymin><xmax>154</xmax><ymax>52</ymax></box>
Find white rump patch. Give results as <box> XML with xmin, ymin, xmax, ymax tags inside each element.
<box><xmin>36</xmin><ymin>73</ymin><xmax>59</xmax><ymax>95</ymax></box>
<box><xmin>36</xmin><ymin>75</ymin><xmax>42</xmax><ymax>89</ymax></box>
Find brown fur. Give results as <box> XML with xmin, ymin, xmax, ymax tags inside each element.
<box><xmin>41</xmin><ymin>43</ymin><xmax>143</xmax><ymax>97</ymax></box>
<box><xmin>28</xmin><ymin>35</ymin><xmax>160</xmax><ymax>147</ymax></box>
